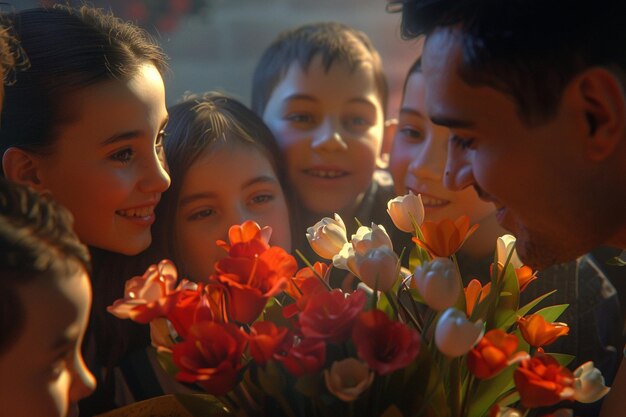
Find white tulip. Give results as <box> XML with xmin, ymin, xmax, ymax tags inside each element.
<box><xmin>572</xmin><ymin>361</ymin><xmax>610</xmax><ymax>403</ymax></box>
<box><xmin>413</xmin><ymin>257</ymin><xmax>462</xmax><ymax>311</ymax></box>
<box><xmin>386</xmin><ymin>191</ymin><xmax>425</xmax><ymax>233</ymax></box>
<box><xmin>355</xmin><ymin>246</ymin><xmax>399</xmax><ymax>292</ymax></box>
<box><xmin>496</xmin><ymin>234</ymin><xmax>524</xmax><ymax>268</ymax></box>
<box><xmin>435</xmin><ymin>308</ymin><xmax>484</xmax><ymax>357</ymax></box>
<box><xmin>306</xmin><ymin>214</ymin><xmax>348</xmax><ymax>259</ymax></box>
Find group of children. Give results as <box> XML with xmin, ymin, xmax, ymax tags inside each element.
<box><xmin>0</xmin><ymin>5</ymin><xmax>621</xmax><ymax>417</ymax></box>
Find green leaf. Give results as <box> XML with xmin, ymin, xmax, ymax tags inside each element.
<box><xmin>174</xmin><ymin>393</ymin><xmax>233</xmax><ymax>416</ymax></box>
<box><xmin>500</xmin><ymin>290</ymin><xmax>557</xmax><ymax>330</ymax></box>
<box><xmin>606</xmin><ymin>256</ymin><xmax>626</xmax><ymax>266</ymax></box>
<box><xmin>493</xmin><ymin>262</ymin><xmax>520</xmax><ymax>329</ymax></box>
<box><xmin>533</xmin><ymin>304</ymin><xmax>569</xmax><ymax>323</ymax></box>
<box><xmin>257</xmin><ymin>361</ymin><xmax>285</xmax><ymax>397</ymax></box>
<box><xmin>155</xmin><ymin>347</ymin><xmax>179</xmax><ymax>377</ymax></box>
<box><xmin>467</xmin><ymin>364</ymin><xmax>517</xmax><ymax>417</ymax></box>
<box><xmin>547</xmin><ymin>352</ymin><xmax>575</xmax><ymax>367</ymax></box>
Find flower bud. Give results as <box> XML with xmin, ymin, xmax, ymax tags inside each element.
<box><xmin>572</xmin><ymin>362</ymin><xmax>610</xmax><ymax>403</ymax></box>
<box><xmin>496</xmin><ymin>234</ymin><xmax>523</xmax><ymax>268</ymax></box>
<box><xmin>386</xmin><ymin>191</ymin><xmax>425</xmax><ymax>233</ymax></box>
<box><xmin>435</xmin><ymin>308</ymin><xmax>484</xmax><ymax>357</ymax></box>
<box><xmin>413</xmin><ymin>257</ymin><xmax>461</xmax><ymax>311</ymax></box>
<box><xmin>351</xmin><ymin>223</ymin><xmax>393</xmax><ymax>255</ymax></box>
<box><xmin>324</xmin><ymin>358</ymin><xmax>374</xmax><ymax>402</ymax></box>
<box><xmin>306</xmin><ymin>214</ymin><xmax>348</xmax><ymax>259</ymax></box>
<box><xmin>355</xmin><ymin>246</ymin><xmax>399</xmax><ymax>292</ymax></box>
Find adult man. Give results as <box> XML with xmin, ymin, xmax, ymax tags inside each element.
<box><xmin>394</xmin><ymin>1</ymin><xmax>626</xmax><ymax>415</ymax></box>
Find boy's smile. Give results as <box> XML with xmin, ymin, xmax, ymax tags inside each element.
<box><xmin>262</xmin><ymin>54</ymin><xmax>385</xmax><ymax>217</ymax></box>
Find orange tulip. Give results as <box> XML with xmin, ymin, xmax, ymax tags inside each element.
<box><xmin>490</xmin><ymin>262</ymin><xmax>537</xmax><ymax>293</ymax></box>
<box><xmin>515</xmin><ymin>266</ymin><xmax>537</xmax><ymax>292</ymax></box>
<box><xmin>517</xmin><ymin>314</ymin><xmax>569</xmax><ymax>348</ymax></box>
<box><xmin>467</xmin><ymin>329</ymin><xmax>529</xmax><ymax>379</ymax></box>
<box><xmin>413</xmin><ymin>215</ymin><xmax>479</xmax><ymax>258</ymax></box>
<box><xmin>464</xmin><ymin>278</ymin><xmax>491</xmax><ymax>317</ymax></box>
<box><xmin>284</xmin><ymin>262</ymin><xmax>329</xmax><ymax>301</ymax></box>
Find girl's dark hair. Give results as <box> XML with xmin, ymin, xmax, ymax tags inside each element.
<box><xmin>0</xmin><ymin>178</ymin><xmax>90</xmax><ymax>354</ymax></box>
<box><xmin>150</xmin><ymin>92</ymin><xmax>294</xmax><ymax>277</ymax></box>
<box><xmin>0</xmin><ymin>6</ymin><xmax>167</xmax><ymax>413</ymax></box>
<box><xmin>0</xmin><ymin>5</ymin><xmax>168</xmax><ymax>158</ymax></box>
<box><xmin>251</xmin><ymin>21</ymin><xmax>388</xmax><ymax>117</ymax></box>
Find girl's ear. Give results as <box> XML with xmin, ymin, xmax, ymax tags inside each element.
<box><xmin>2</xmin><ymin>147</ymin><xmax>44</xmax><ymax>189</ymax></box>
<box><xmin>574</xmin><ymin>68</ymin><xmax>626</xmax><ymax>161</ymax></box>
<box><xmin>378</xmin><ymin>118</ymin><xmax>398</xmax><ymax>169</ymax></box>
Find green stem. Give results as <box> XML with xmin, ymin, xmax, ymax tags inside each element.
<box><xmin>450</xmin><ymin>358</ymin><xmax>462</xmax><ymax>417</ymax></box>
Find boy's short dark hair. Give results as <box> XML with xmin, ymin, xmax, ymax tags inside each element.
<box><xmin>392</xmin><ymin>0</ymin><xmax>626</xmax><ymax>125</ymax></box>
<box><xmin>0</xmin><ymin>179</ymin><xmax>90</xmax><ymax>354</ymax></box>
<box><xmin>251</xmin><ymin>21</ymin><xmax>388</xmax><ymax>117</ymax></box>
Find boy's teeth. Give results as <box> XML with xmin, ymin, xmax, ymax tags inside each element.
<box><xmin>307</xmin><ymin>169</ymin><xmax>346</xmax><ymax>178</ymax></box>
<box><xmin>421</xmin><ymin>196</ymin><xmax>448</xmax><ymax>206</ymax></box>
<box><xmin>117</xmin><ymin>207</ymin><xmax>154</xmax><ymax>217</ymax></box>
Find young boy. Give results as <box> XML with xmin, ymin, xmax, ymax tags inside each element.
<box><xmin>0</xmin><ymin>179</ymin><xmax>96</xmax><ymax>417</ymax></box>
<box><xmin>251</xmin><ymin>22</ymin><xmax>397</xmax><ymax>268</ymax></box>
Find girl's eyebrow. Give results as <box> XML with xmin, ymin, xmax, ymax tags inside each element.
<box><xmin>399</xmin><ymin>108</ymin><xmax>426</xmax><ymax>119</ymax></box>
<box><xmin>179</xmin><ymin>176</ymin><xmax>279</xmax><ymax>208</ymax></box>
<box><xmin>100</xmin><ymin>131</ymin><xmax>141</xmax><ymax>146</ymax></box>
<box><xmin>282</xmin><ymin>94</ymin><xmax>317</xmax><ymax>103</ymax></box>
<box><xmin>242</xmin><ymin>175</ymin><xmax>279</xmax><ymax>189</ymax></box>
<box><xmin>101</xmin><ymin>116</ymin><xmax>169</xmax><ymax>146</ymax></box>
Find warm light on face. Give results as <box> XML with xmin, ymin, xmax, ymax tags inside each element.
<box><xmin>174</xmin><ymin>144</ymin><xmax>292</xmax><ymax>282</ymax></box>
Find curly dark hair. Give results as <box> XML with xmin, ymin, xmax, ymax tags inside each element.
<box><xmin>0</xmin><ymin>179</ymin><xmax>90</xmax><ymax>354</ymax></box>
<box><xmin>390</xmin><ymin>0</ymin><xmax>626</xmax><ymax>125</ymax></box>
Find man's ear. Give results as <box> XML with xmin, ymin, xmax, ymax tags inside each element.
<box><xmin>576</xmin><ymin>68</ymin><xmax>626</xmax><ymax>161</ymax></box>
<box><xmin>378</xmin><ymin>118</ymin><xmax>398</xmax><ymax>169</ymax></box>
<box><xmin>2</xmin><ymin>147</ymin><xmax>44</xmax><ymax>189</ymax></box>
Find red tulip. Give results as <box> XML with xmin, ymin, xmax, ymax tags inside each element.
<box><xmin>216</xmin><ymin>246</ymin><xmax>296</xmax><ymax>323</ymax></box>
<box><xmin>514</xmin><ymin>353</ymin><xmax>575</xmax><ymax>408</ymax></box>
<box><xmin>276</xmin><ymin>338</ymin><xmax>326</xmax><ymax>377</ymax></box>
<box><xmin>352</xmin><ymin>309</ymin><xmax>420</xmax><ymax>375</ymax></box>
<box><xmin>172</xmin><ymin>321</ymin><xmax>247</xmax><ymax>396</ymax></box>
<box><xmin>247</xmin><ymin>321</ymin><xmax>289</xmax><ymax>366</ymax></box>
<box><xmin>299</xmin><ymin>289</ymin><xmax>366</xmax><ymax>343</ymax></box>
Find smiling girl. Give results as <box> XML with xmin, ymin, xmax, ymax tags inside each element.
<box><xmin>0</xmin><ymin>5</ymin><xmax>170</xmax><ymax>414</ymax></box>
<box><xmin>149</xmin><ymin>92</ymin><xmax>292</xmax><ymax>282</ymax></box>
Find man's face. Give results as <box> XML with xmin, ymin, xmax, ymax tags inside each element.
<box><xmin>421</xmin><ymin>27</ymin><xmax>620</xmax><ymax>269</ymax></box>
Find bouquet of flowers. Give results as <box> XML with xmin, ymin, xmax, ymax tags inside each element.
<box><xmin>107</xmin><ymin>192</ymin><xmax>610</xmax><ymax>417</ymax></box>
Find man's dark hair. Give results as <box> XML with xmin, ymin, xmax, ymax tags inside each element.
<box><xmin>392</xmin><ymin>0</ymin><xmax>626</xmax><ymax>125</ymax></box>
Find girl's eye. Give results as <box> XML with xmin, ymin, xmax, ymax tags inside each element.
<box><xmin>451</xmin><ymin>135</ymin><xmax>475</xmax><ymax>150</ymax></box>
<box><xmin>345</xmin><ymin>116</ymin><xmax>372</xmax><ymax>132</ymax></box>
<box><xmin>110</xmin><ymin>148</ymin><xmax>134</xmax><ymax>163</ymax></box>
<box><xmin>155</xmin><ymin>130</ymin><xmax>167</xmax><ymax>150</ymax></box>
<box><xmin>399</xmin><ymin>126</ymin><xmax>423</xmax><ymax>141</ymax></box>
<box><xmin>285</xmin><ymin>113</ymin><xmax>314</xmax><ymax>124</ymax></box>
<box><xmin>250</xmin><ymin>193</ymin><xmax>274</xmax><ymax>205</ymax></box>
<box><xmin>188</xmin><ymin>208</ymin><xmax>215</xmax><ymax>221</ymax></box>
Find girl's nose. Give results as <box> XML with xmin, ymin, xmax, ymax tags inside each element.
<box><xmin>138</xmin><ymin>151</ymin><xmax>171</xmax><ymax>194</ymax></box>
<box><xmin>69</xmin><ymin>354</ymin><xmax>96</xmax><ymax>403</ymax></box>
<box><xmin>407</xmin><ymin>136</ymin><xmax>445</xmax><ymax>181</ymax></box>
